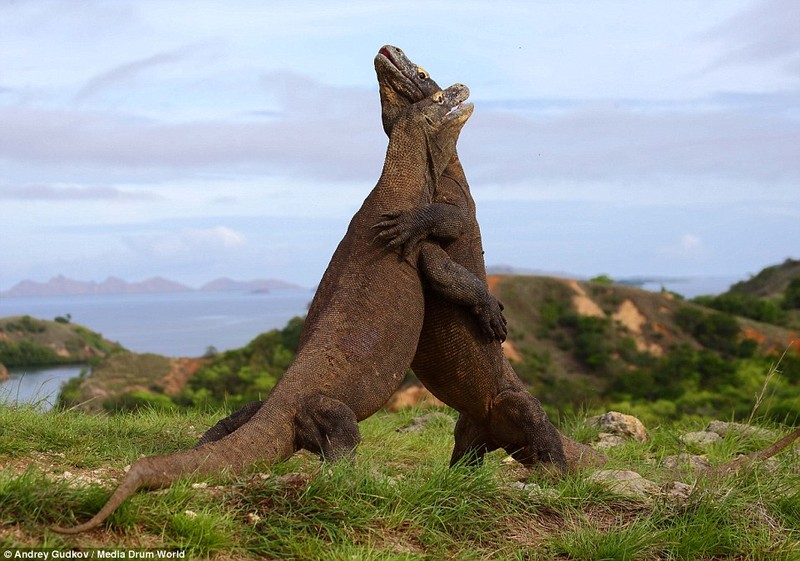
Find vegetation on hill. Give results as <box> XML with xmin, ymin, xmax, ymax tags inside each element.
<box><xmin>728</xmin><ymin>257</ymin><xmax>800</xmax><ymax>298</ymax></box>
<box><xmin>693</xmin><ymin>259</ymin><xmax>800</xmax><ymax>329</ymax></box>
<box><xmin>175</xmin><ymin>316</ymin><xmax>304</xmax><ymax>410</ymax></box>
<box><xmin>57</xmin><ymin>352</ymin><xmax>208</xmax><ymax>414</ymax></box>
<box><xmin>0</xmin><ymin>315</ymin><xmax>123</xmax><ymax>369</ymax></box>
<box><xmin>494</xmin><ymin>275</ymin><xmax>799</xmax><ymax>425</ymax></box>
<box><xmin>54</xmin><ymin>265</ymin><xmax>800</xmax><ymax>427</ymax></box>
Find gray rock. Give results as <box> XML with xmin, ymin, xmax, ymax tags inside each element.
<box><xmin>588</xmin><ymin>411</ymin><xmax>648</xmax><ymax>442</ymax></box>
<box><xmin>505</xmin><ymin>481</ymin><xmax>559</xmax><ymax>500</ymax></box>
<box><xmin>593</xmin><ymin>432</ymin><xmax>628</xmax><ymax>450</ymax></box>
<box><xmin>706</xmin><ymin>420</ymin><xmax>778</xmax><ymax>441</ymax></box>
<box><xmin>662</xmin><ymin>453</ymin><xmax>711</xmax><ymax>471</ymax></box>
<box><xmin>660</xmin><ymin>481</ymin><xmax>694</xmax><ymax>504</ymax></box>
<box><xmin>589</xmin><ymin>469</ymin><xmax>659</xmax><ymax>499</ymax></box>
<box><xmin>680</xmin><ymin>431</ymin><xmax>722</xmax><ymax>446</ymax></box>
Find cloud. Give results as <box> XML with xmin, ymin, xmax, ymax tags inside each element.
<box><xmin>0</xmin><ymin>71</ymin><xmax>384</xmax><ymax>182</ymax></box>
<box><xmin>460</xmin><ymin>99</ymin><xmax>800</xmax><ymax>196</ymax></box>
<box><xmin>73</xmin><ymin>48</ymin><xmax>191</xmax><ymax>102</ymax></box>
<box><xmin>659</xmin><ymin>233</ymin><xmax>707</xmax><ymax>261</ymax></box>
<box><xmin>0</xmin><ymin>183</ymin><xmax>159</xmax><ymax>201</ymax></box>
<box><xmin>704</xmin><ymin>0</ymin><xmax>800</xmax><ymax>71</ymax></box>
<box><xmin>126</xmin><ymin>226</ymin><xmax>247</xmax><ymax>259</ymax></box>
<box><xmin>1</xmin><ymin>73</ymin><xmax>798</xmax><ymax>202</ymax></box>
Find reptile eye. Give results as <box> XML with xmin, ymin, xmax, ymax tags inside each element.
<box><xmin>432</xmin><ymin>91</ymin><xmax>444</xmax><ymax>104</ymax></box>
<box><xmin>416</xmin><ymin>66</ymin><xmax>430</xmax><ymax>80</ymax></box>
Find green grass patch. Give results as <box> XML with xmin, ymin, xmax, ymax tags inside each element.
<box><xmin>0</xmin><ymin>404</ymin><xmax>798</xmax><ymax>559</ymax></box>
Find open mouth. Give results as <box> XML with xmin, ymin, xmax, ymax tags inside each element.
<box><xmin>378</xmin><ymin>46</ymin><xmax>397</xmax><ymax>68</ymax></box>
<box><xmin>446</xmin><ymin>103</ymin><xmax>463</xmax><ymax>117</ymax></box>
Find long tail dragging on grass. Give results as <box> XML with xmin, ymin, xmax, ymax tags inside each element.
<box><xmin>711</xmin><ymin>427</ymin><xmax>800</xmax><ymax>475</ymax></box>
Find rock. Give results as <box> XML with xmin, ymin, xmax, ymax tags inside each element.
<box><xmin>397</xmin><ymin>412</ymin><xmax>455</xmax><ymax>433</ymax></box>
<box><xmin>588</xmin><ymin>411</ymin><xmax>648</xmax><ymax>442</ymax></box>
<box><xmin>660</xmin><ymin>481</ymin><xmax>694</xmax><ymax>504</ymax></box>
<box><xmin>385</xmin><ymin>384</ymin><xmax>445</xmax><ymax>412</ymax></box>
<box><xmin>662</xmin><ymin>453</ymin><xmax>711</xmax><ymax>471</ymax></box>
<box><xmin>0</xmin><ymin>362</ymin><xmax>8</xmax><ymax>381</ymax></box>
<box><xmin>706</xmin><ymin>420</ymin><xmax>778</xmax><ymax>441</ymax></box>
<box><xmin>589</xmin><ymin>469</ymin><xmax>659</xmax><ymax>499</ymax></box>
<box><xmin>593</xmin><ymin>432</ymin><xmax>628</xmax><ymax>450</ymax></box>
<box><xmin>505</xmin><ymin>481</ymin><xmax>559</xmax><ymax>500</ymax></box>
<box><xmin>680</xmin><ymin>431</ymin><xmax>722</xmax><ymax>446</ymax></box>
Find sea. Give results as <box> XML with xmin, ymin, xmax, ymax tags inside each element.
<box><xmin>0</xmin><ymin>275</ymin><xmax>734</xmax><ymax>409</ymax></box>
<box><xmin>0</xmin><ymin>289</ymin><xmax>313</xmax><ymax>409</ymax></box>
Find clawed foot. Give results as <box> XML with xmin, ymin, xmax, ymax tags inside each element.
<box><xmin>472</xmin><ymin>297</ymin><xmax>507</xmax><ymax>342</ymax></box>
<box><xmin>372</xmin><ymin>210</ymin><xmax>425</xmax><ymax>258</ymax></box>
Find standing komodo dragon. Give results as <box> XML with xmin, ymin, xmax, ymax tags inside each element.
<box><xmin>198</xmin><ymin>46</ymin><xmax>573</xmax><ymax>469</ymax></box>
<box><xmin>372</xmin><ymin>46</ymin><xmax>800</xmax><ymax>471</ymax></box>
<box><xmin>372</xmin><ymin>45</ymin><xmax>592</xmax><ymax>469</ymax></box>
<box><xmin>374</xmin><ymin>45</ymin><xmax>799</xmax><ymax>472</ymax></box>
<box><xmin>54</xmin><ymin>84</ymin><xmax>506</xmax><ymax>534</ymax></box>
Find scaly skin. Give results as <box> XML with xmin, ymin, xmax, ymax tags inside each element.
<box><xmin>374</xmin><ymin>45</ymin><xmax>582</xmax><ymax>470</ymax></box>
<box><xmin>53</xmin><ymin>84</ymin><xmax>502</xmax><ymax>534</ymax></box>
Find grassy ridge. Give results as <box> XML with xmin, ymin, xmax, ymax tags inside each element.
<box><xmin>1</xmin><ymin>404</ymin><xmax>798</xmax><ymax>559</ymax></box>
<box><xmin>0</xmin><ymin>316</ymin><xmax>123</xmax><ymax>368</ymax></box>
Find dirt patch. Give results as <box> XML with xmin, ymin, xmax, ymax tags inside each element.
<box><xmin>567</xmin><ymin>280</ymin><xmax>605</xmax><ymax>318</ymax></box>
<box><xmin>162</xmin><ymin>357</ymin><xmax>208</xmax><ymax>396</ymax></box>
<box><xmin>741</xmin><ymin>326</ymin><xmax>767</xmax><ymax>345</ymax></box>
<box><xmin>385</xmin><ymin>384</ymin><xmax>445</xmax><ymax>412</ymax></box>
<box><xmin>613</xmin><ymin>299</ymin><xmax>646</xmax><ymax>334</ymax></box>
<box><xmin>502</xmin><ymin>340</ymin><xmax>523</xmax><ymax>362</ymax></box>
<box><xmin>487</xmin><ymin>275</ymin><xmax>504</xmax><ymax>295</ymax></box>
<box><xmin>612</xmin><ymin>299</ymin><xmax>663</xmax><ymax>356</ymax></box>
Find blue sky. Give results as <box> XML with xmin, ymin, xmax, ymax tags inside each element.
<box><xmin>1</xmin><ymin>0</ymin><xmax>798</xmax><ymax>290</ymax></box>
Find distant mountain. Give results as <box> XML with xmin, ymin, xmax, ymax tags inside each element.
<box><xmin>0</xmin><ymin>275</ymin><xmax>305</xmax><ymax>298</ymax></box>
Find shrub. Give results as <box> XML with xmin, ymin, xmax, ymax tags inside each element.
<box><xmin>674</xmin><ymin>306</ymin><xmax>753</xmax><ymax>357</ymax></box>
<box><xmin>783</xmin><ymin>278</ymin><xmax>800</xmax><ymax>309</ymax></box>
<box><xmin>177</xmin><ymin>316</ymin><xmax>305</xmax><ymax>408</ymax></box>
<box><xmin>103</xmin><ymin>390</ymin><xmax>177</xmax><ymax>413</ymax></box>
<box><xmin>695</xmin><ymin>293</ymin><xmax>787</xmax><ymax>325</ymax></box>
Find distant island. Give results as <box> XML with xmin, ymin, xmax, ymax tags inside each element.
<box><xmin>0</xmin><ymin>275</ymin><xmax>306</xmax><ymax>298</ymax></box>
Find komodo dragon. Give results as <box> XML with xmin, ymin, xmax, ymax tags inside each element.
<box><xmin>198</xmin><ymin>46</ymin><xmax>573</xmax><ymax>469</ymax></box>
<box><xmin>373</xmin><ymin>45</ymin><xmax>799</xmax><ymax>473</ymax></box>
<box><xmin>54</xmin><ymin>83</ymin><xmax>505</xmax><ymax>534</ymax></box>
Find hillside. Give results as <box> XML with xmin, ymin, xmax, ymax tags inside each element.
<box><xmin>57</xmin><ymin>352</ymin><xmax>208</xmax><ymax>413</ymax></box>
<box><xmin>0</xmin><ymin>316</ymin><xmax>124</xmax><ymax>370</ymax></box>
<box><xmin>56</xmin><ymin>271</ymin><xmax>800</xmax><ymax>425</ymax></box>
<box><xmin>729</xmin><ymin>258</ymin><xmax>800</xmax><ymax>298</ymax></box>
<box><xmin>492</xmin><ymin>275</ymin><xmax>799</xmax><ymax>422</ymax></box>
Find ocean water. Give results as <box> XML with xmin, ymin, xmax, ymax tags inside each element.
<box><xmin>0</xmin><ymin>289</ymin><xmax>313</xmax><ymax>407</ymax></box>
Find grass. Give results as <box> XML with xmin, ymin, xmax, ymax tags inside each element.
<box><xmin>0</xmin><ymin>404</ymin><xmax>798</xmax><ymax>560</ymax></box>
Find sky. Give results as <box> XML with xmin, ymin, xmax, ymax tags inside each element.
<box><xmin>1</xmin><ymin>0</ymin><xmax>798</xmax><ymax>291</ymax></box>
